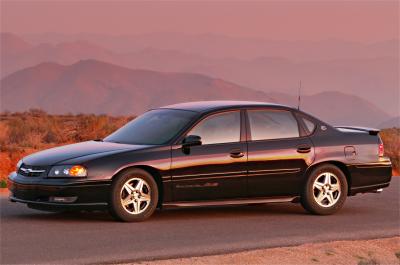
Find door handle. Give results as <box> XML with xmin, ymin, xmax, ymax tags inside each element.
<box><xmin>230</xmin><ymin>149</ymin><xmax>244</xmax><ymax>158</ymax></box>
<box><xmin>297</xmin><ymin>145</ymin><xmax>311</xmax><ymax>153</ymax></box>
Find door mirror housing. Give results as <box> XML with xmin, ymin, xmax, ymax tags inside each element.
<box><xmin>183</xmin><ymin>135</ymin><xmax>202</xmax><ymax>147</ymax></box>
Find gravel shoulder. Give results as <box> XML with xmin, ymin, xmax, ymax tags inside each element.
<box><xmin>135</xmin><ymin>237</ymin><xmax>400</xmax><ymax>265</ymax></box>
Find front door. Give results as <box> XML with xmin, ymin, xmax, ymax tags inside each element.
<box><xmin>170</xmin><ymin>110</ymin><xmax>247</xmax><ymax>201</ymax></box>
<box><xmin>246</xmin><ymin>109</ymin><xmax>315</xmax><ymax>197</ymax></box>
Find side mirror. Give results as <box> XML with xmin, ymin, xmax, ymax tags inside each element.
<box><xmin>182</xmin><ymin>135</ymin><xmax>202</xmax><ymax>147</ymax></box>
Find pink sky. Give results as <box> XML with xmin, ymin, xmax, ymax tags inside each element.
<box><xmin>1</xmin><ymin>1</ymin><xmax>398</xmax><ymax>42</ymax></box>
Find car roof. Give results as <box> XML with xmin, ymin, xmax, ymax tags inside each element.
<box><xmin>160</xmin><ymin>100</ymin><xmax>293</xmax><ymax>113</ymax></box>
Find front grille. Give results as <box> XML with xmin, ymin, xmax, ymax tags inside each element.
<box><xmin>18</xmin><ymin>164</ymin><xmax>49</xmax><ymax>177</ymax></box>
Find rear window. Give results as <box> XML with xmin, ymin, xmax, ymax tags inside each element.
<box><xmin>248</xmin><ymin>109</ymin><xmax>299</xmax><ymax>140</ymax></box>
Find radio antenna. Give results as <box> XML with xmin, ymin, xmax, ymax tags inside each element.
<box><xmin>297</xmin><ymin>80</ymin><xmax>302</xmax><ymax>110</ymax></box>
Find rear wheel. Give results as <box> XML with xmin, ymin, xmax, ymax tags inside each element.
<box><xmin>109</xmin><ymin>168</ymin><xmax>158</xmax><ymax>222</ymax></box>
<box><xmin>301</xmin><ymin>164</ymin><xmax>348</xmax><ymax>215</ymax></box>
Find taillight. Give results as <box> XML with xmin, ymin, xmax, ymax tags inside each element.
<box><xmin>378</xmin><ymin>143</ymin><xmax>384</xmax><ymax>157</ymax></box>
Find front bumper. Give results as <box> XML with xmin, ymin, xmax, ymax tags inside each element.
<box><xmin>8</xmin><ymin>172</ymin><xmax>111</xmax><ymax>211</ymax></box>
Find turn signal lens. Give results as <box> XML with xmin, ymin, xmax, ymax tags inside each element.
<box><xmin>378</xmin><ymin>144</ymin><xmax>384</xmax><ymax>157</ymax></box>
<box><xmin>69</xmin><ymin>165</ymin><xmax>87</xmax><ymax>177</ymax></box>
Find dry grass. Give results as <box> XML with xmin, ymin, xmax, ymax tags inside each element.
<box><xmin>0</xmin><ymin>110</ymin><xmax>399</xmax><ymax>187</ymax></box>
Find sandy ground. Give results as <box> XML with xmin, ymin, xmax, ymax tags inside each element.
<box><xmin>135</xmin><ymin>237</ymin><xmax>400</xmax><ymax>265</ymax></box>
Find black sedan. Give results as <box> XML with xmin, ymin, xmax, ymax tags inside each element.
<box><xmin>8</xmin><ymin>101</ymin><xmax>392</xmax><ymax>222</ymax></box>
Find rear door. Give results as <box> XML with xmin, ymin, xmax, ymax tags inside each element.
<box><xmin>246</xmin><ymin>109</ymin><xmax>315</xmax><ymax>197</ymax></box>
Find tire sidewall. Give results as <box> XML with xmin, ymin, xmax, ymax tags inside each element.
<box><xmin>303</xmin><ymin>164</ymin><xmax>348</xmax><ymax>215</ymax></box>
<box><xmin>109</xmin><ymin>168</ymin><xmax>158</xmax><ymax>222</ymax></box>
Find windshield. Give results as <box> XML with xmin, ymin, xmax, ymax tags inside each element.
<box><xmin>104</xmin><ymin>109</ymin><xmax>197</xmax><ymax>145</ymax></box>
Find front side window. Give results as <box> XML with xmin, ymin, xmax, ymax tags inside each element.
<box><xmin>188</xmin><ymin>111</ymin><xmax>241</xmax><ymax>145</ymax></box>
<box><xmin>248</xmin><ymin>109</ymin><xmax>299</xmax><ymax>140</ymax></box>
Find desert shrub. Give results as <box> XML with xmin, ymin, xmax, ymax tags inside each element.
<box><xmin>7</xmin><ymin>117</ymin><xmax>45</xmax><ymax>147</ymax></box>
<box><xmin>380</xmin><ymin>128</ymin><xmax>400</xmax><ymax>174</ymax></box>
<box><xmin>0</xmin><ymin>179</ymin><xmax>6</xmax><ymax>188</ymax></box>
<box><xmin>7</xmin><ymin>118</ymin><xmax>26</xmax><ymax>144</ymax></box>
<box><xmin>0</xmin><ymin>151</ymin><xmax>24</xmax><ymax>180</ymax></box>
<box><xmin>27</xmin><ymin>108</ymin><xmax>47</xmax><ymax>117</ymax></box>
<box><xmin>43</xmin><ymin>130</ymin><xmax>58</xmax><ymax>143</ymax></box>
<box><xmin>43</xmin><ymin>117</ymin><xmax>68</xmax><ymax>144</ymax></box>
<box><xmin>0</xmin><ymin>111</ymin><xmax>134</xmax><ymax>183</ymax></box>
<box><xmin>0</xmin><ymin>122</ymin><xmax>9</xmax><ymax>151</ymax></box>
<box><xmin>74</xmin><ymin>115</ymin><xmax>120</xmax><ymax>141</ymax></box>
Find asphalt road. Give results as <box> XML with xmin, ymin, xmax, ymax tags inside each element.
<box><xmin>1</xmin><ymin>178</ymin><xmax>399</xmax><ymax>264</ymax></box>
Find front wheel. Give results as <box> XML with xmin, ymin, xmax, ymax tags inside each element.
<box><xmin>301</xmin><ymin>164</ymin><xmax>348</xmax><ymax>215</ymax></box>
<box><xmin>109</xmin><ymin>168</ymin><xmax>158</xmax><ymax>222</ymax></box>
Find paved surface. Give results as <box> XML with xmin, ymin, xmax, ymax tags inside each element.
<box><xmin>1</xmin><ymin>178</ymin><xmax>399</xmax><ymax>264</ymax></box>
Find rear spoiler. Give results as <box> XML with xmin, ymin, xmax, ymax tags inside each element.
<box><xmin>335</xmin><ymin>126</ymin><xmax>380</xmax><ymax>135</ymax></box>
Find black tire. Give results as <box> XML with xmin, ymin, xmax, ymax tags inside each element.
<box><xmin>301</xmin><ymin>164</ymin><xmax>348</xmax><ymax>215</ymax></box>
<box><xmin>109</xmin><ymin>168</ymin><xmax>158</xmax><ymax>222</ymax></box>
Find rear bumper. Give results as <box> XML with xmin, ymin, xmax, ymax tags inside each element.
<box><xmin>349</xmin><ymin>181</ymin><xmax>391</xmax><ymax>196</ymax></box>
<box><xmin>347</xmin><ymin>160</ymin><xmax>392</xmax><ymax>196</ymax></box>
<box><xmin>8</xmin><ymin>172</ymin><xmax>110</xmax><ymax>211</ymax></box>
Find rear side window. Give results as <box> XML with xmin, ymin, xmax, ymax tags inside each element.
<box><xmin>248</xmin><ymin>109</ymin><xmax>299</xmax><ymax>140</ymax></box>
<box><xmin>301</xmin><ymin>117</ymin><xmax>316</xmax><ymax>135</ymax></box>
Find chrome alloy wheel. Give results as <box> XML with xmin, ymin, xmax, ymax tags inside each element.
<box><xmin>120</xmin><ymin>177</ymin><xmax>151</xmax><ymax>215</ymax></box>
<box><xmin>312</xmin><ymin>172</ymin><xmax>341</xmax><ymax>208</ymax></box>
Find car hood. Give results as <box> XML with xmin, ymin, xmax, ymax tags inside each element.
<box><xmin>22</xmin><ymin>141</ymin><xmax>153</xmax><ymax>166</ymax></box>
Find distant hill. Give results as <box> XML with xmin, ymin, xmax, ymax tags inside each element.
<box><xmin>0</xmin><ymin>60</ymin><xmax>392</xmax><ymax>127</ymax></box>
<box><xmin>0</xmin><ymin>32</ymin><xmax>114</xmax><ymax>77</ymax></box>
<box><xmin>378</xmin><ymin>117</ymin><xmax>400</xmax><ymax>129</ymax></box>
<box><xmin>267</xmin><ymin>91</ymin><xmax>391</xmax><ymax>127</ymax></box>
<box><xmin>0</xmin><ymin>60</ymin><xmax>272</xmax><ymax>115</ymax></box>
<box><xmin>1</xmin><ymin>32</ymin><xmax>33</xmax><ymax>55</ymax></box>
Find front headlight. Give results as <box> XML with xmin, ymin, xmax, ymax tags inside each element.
<box><xmin>48</xmin><ymin>165</ymin><xmax>87</xmax><ymax>177</ymax></box>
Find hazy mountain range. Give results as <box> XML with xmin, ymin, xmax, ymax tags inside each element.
<box><xmin>0</xmin><ymin>32</ymin><xmax>398</xmax><ymax>127</ymax></box>
<box><xmin>22</xmin><ymin>32</ymin><xmax>399</xmax><ymax>61</ymax></box>
<box><xmin>1</xmin><ymin>32</ymin><xmax>398</xmax><ymax>117</ymax></box>
<box><xmin>1</xmin><ymin>59</ymin><xmax>394</xmax><ymax>128</ymax></box>
<box><xmin>1</xmin><ymin>60</ymin><xmax>273</xmax><ymax>115</ymax></box>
